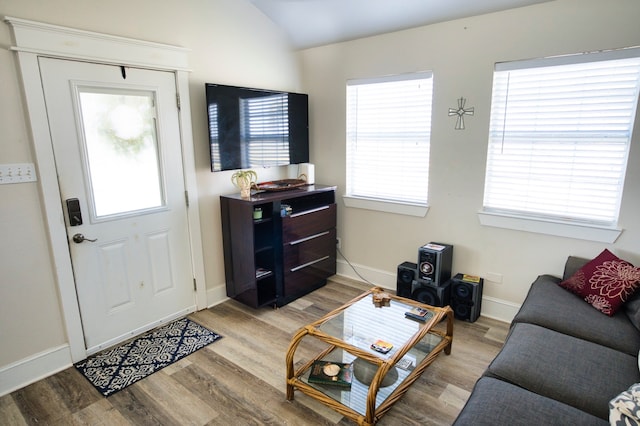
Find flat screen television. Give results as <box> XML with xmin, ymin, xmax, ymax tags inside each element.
<box><xmin>205</xmin><ymin>83</ymin><xmax>309</xmax><ymax>172</ymax></box>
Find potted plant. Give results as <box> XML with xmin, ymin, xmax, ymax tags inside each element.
<box><xmin>231</xmin><ymin>169</ymin><xmax>258</xmax><ymax>199</ymax></box>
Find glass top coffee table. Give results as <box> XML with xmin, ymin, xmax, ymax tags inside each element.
<box><xmin>285</xmin><ymin>287</ymin><xmax>454</xmax><ymax>425</ymax></box>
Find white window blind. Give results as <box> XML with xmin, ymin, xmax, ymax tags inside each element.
<box><xmin>346</xmin><ymin>72</ymin><xmax>433</xmax><ymax>206</ymax></box>
<box><xmin>483</xmin><ymin>48</ymin><xmax>640</xmax><ymax>226</ymax></box>
<box><xmin>208</xmin><ymin>102</ymin><xmax>221</xmax><ymax>170</ymax></box>
<box><xmin>241</xmin><ymin>93</ymin><xmax>290</xmax><ymax>166</ymax></box>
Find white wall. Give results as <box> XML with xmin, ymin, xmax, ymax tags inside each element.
<box><xmin>0</xmin><ymin>0</ymin><xmax>300</xmax><ymax>391</ymax></box>
<box><xmin>299</xmin><ymin>0</ymin><xmax>640</xmax><ymax>317</ymax></box>
<box><xmin>2</xmin><ymin>0</ymin><xmax>640</xmax><ymax>394</ymax></box>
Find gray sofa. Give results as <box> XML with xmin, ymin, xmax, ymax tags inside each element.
<box><xmin>454</xmin><ymin>256</ymin><xmax>640</xmax><ymax>425</ymax></box>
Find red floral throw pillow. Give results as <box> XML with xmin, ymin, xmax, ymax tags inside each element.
<box><xmin>559</xmin><ymin>249</ymin><xmax>640</xmax><ymax>316</ymax></box>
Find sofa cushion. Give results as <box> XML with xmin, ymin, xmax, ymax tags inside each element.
<box><xmin>454</xmin><ymin>377</ymin><xmax>607</xmax><ymax>426</ymax></box>
<box><xmin>486</xmin><ymin>323</ymin><xmax>640</xmax><ymax>420</ymax></box>
<box><xmin>559</xmin><ymin>249</ymin><xmax>640</xmax><ymax>316</ymax></box>
<box><xmin>563</xmin><ymin>256</ymin><xmax>589</xmax><ymax>280</ymax></box>
<box><xmin>512</xmin><ymin>274</ymin><xmax>640</xmax><ymax>356</ymax></box>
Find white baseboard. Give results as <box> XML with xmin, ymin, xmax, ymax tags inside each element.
<box><xmin>0</xmin><ymin>345</ymin><xmax>72</xmax><ymax>397</ymax></box>
<box><xmin>207</xmin><ymin>283</ymin><xmax>229</xmax><ymax>308</ymax></box>
<box><xmin>0</xmin><ymin>292</ymin><xmax>229</xmax><ymax>397</ymax></box>
<box><xmin>480</xmin><ymin>295</ymin><xmax>520</xmax><ymax>323</ymax></box>
<box><xmin>336</xmin><ymin>258</ymin><xmax>397</xmax><ymax>289</ymax></box>
<box><xmin>336</xmin><ymin>259</ymin><xmax>519</xmax><ymax>323</ymax></box>
<box><xmin>0</xmin><ymin>270</ymin><xmax>517</xmax><ymax>398</ymax></box>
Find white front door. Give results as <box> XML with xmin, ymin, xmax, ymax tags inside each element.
<box><xmin>39</xmin><ymin>57</ymin><xmax>195</xmax><ymax>354</ymax></box>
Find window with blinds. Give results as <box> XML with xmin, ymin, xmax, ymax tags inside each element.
<box><xmin>208</xmin><ymin>102</ymin><xmax>221</xmax><ymax>171</ymax></box>
<box><xmin>241</xmin><ymin>93</ymin><xmax>290</xmax><ymax>166</ymax></box>
<box><xmin>346</xmin><ymin>72</ymin><xmax>433</xmax><ymax>206</ymax></box>
<box><xmin>483</xmin><ymin>48</ymin><xmax>640</xmax><ymax>226</ymax></box>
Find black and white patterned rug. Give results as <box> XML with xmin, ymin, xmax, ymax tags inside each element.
<box><xmin>75</xmin><ymin>318</ymin><xmax>222</xmax><ymax>397</ymax></box>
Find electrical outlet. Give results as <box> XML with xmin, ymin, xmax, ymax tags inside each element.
<box><xmin>336</xmin><ymin>237</ymin><xmax>342</xmax><ymax>249</ymax></box>
<box><xmin>0</xmin><ymin>163</ymin><xmax>37</xmax><ymax>184</ymax></box>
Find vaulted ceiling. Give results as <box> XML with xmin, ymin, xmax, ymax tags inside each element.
<box><xmin>249</xmin><ymin>0</ymin><xmax>553</xmax><ymax>49</ymax></box>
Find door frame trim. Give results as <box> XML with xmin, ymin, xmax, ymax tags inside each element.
<box><xmin>5</xmin><ymin>16</ymin><xmax>207</xmax><ymax>362</ymax></box>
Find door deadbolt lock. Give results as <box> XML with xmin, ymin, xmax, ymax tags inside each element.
<box><xmin>66</xmin><ymin>198</ymin><xmax>83</xmax><ymax>226</ymax></box>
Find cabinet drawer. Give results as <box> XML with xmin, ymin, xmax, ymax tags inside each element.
<box><xmin>283</xmin><ymin>256</ymin><xmax>335</xmax><ymax>299</ymax></box>
<box><xmin>282</xmin><ymin>204</ymin><xmax>336</xmax><ymax>244</ymax></box>
<box><xmin>283</xmin><ymin>228</ymin><xmax>336</xmax><ymax>272</ymax></box>
<box><xmin>283</xmin><ymin>229</ymin><xmax>336</xmax><ymax>298</ymax></box>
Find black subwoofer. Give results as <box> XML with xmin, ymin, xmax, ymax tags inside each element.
<box><xmin>450</xmin><ymin>273</ymin><xmax>483</xmax><ymax>322</ymax></box>
<box><xmin>396</xmin><ymin>261</ymin><xmax>417</xmax><ymax>298</ymax></box>
<box><xmin>411</xmin><ymin>278</ymin><xmax>451</xmax><ymax>307</ymax></box>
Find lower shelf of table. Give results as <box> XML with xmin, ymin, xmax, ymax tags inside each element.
<box><xmin>292</xmin><ymin>332</ymin><xmax>444</xmax><ymax>418</ymax></box>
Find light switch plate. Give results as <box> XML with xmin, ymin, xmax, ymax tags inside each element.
<box><xmin>0</xmin><ymin>163</ymin><xmax>37</xmax><ymax>184</ymax></box>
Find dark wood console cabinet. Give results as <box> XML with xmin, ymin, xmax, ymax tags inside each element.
<box><xmin>220</xmin><ymin>185</ymin><xmax>337</xmax><ymax>308</ymax></box>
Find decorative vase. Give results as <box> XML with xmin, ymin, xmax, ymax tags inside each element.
<box><xmin>231</xmin><ymin>170</ymin><xmax>258</xmax><ymax>199</ymax></box>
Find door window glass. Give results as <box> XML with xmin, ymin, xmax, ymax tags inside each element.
<box><xmin>78</xmin><ymin>88</ymin><xmax>164</xmax><ymax>218</ymax></box>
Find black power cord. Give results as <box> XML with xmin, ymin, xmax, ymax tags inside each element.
<box><xmin>336</xmin><ymin>245</ymin><xmax>376</xmax><ymax>287</ymax></box>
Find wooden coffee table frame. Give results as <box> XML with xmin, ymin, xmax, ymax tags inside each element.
<box><xmin>285</xmin><ymin>287</ymin><xmax>454</xmax><ymax>425</ymax></box>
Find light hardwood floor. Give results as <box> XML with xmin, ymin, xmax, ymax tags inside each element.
<box><xmin>0</xmin><ymin>276</ymin><xmax>509</xmax><ymax>425</ymax></box>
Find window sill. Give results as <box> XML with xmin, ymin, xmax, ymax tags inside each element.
<box><xmin>477</xmin><ymin>210</ymin><xmax>622</xmax><ymax>243</ymax></box>
<box><xmin>343</xmin><ymin>195</ymin><xmax>429</xmax><ymax>217</ymax></box>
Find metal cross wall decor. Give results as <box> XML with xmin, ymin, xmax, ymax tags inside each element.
<box><xmin>448</xmin><ymin>97</ymin><xmax>474</xmax><ymax>130</ymax></box>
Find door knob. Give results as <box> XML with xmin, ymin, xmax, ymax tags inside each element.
<box><xmin>72</xmin><ymin>233</ymin><xmax>98</xmax><ymax>243</ymax></box>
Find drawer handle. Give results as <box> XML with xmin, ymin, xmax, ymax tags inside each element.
<box><xmin>289</xmin><ymin>231</ymin><xmax>330</xmax><ymax>246</ymax></box>
<box><xmin>290</xmin><ymin>255</ymin><xmax>330</xmax><ymax>272</ymax></box>
<box><xmin>290</xmin><ymin>205</ymin><xmax>330</xmax><ymax>218</ymax></box>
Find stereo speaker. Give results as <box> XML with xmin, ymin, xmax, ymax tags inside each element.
<box><xmin>417</xmin><ymin>243</ymin><xmax>453</xmax><ymax>285</ymax></box>
<box><xmin>396</xmin><ymin>261</ymin><xmax>417</xmax><ymax>299</ymax></box>
<box><xmin>411</xmin><ymin>278</ymin><xmax>451</xmax><ymax>307</ymax></box>
<box><xmin>450</xmin><ymin>273</ymin><xmax>483</xmax><ymax>322</ymax></box>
